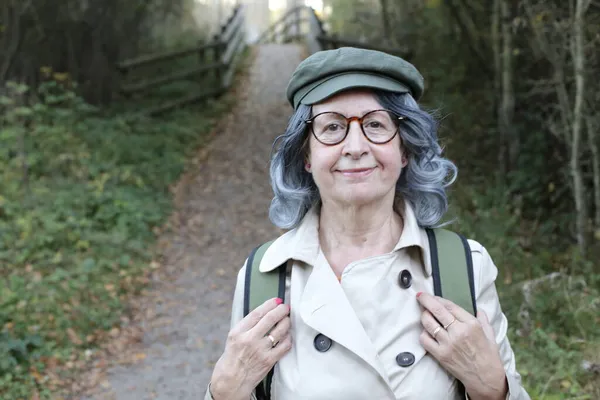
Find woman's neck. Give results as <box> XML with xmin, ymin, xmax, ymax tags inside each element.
<box><xmin>318</xmin><ymin>199</ymin><xmax>404</xmax><ymax>275</ymax></box>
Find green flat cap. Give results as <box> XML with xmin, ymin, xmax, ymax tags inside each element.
<box><xmin>286</xmin><ymin>47</ymin><xmax>424</xmax><ymax>109</ymax></box>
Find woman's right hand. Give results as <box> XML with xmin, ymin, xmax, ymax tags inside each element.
<box><xmin>209</xmin><ymin>298</ymin><xmax>292</xmax><ymax>400</ymax></box>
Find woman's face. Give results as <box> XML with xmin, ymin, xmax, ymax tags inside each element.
<box><xmin>306</xmin><ymin>90</ymin><xmax>407</xmax><ymax>208</ymax></box>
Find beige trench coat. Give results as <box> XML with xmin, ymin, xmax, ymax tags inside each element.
<box><xmin>205</xmin><ymin>203</ymin><xmax>530</xmax><ymax>400</ymax></box>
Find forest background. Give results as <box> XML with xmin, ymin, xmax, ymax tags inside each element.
<box><xmin>1</xmin><ymin>0</ymin><xmax>599</xmax><ymax>398</ymax></box>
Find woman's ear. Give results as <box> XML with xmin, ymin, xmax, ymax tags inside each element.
<box><xmin>303</xmin><ymin>139</ymin><xmax>312</xmax><ymax>172</ymax></box>
<box><xmin>305</xmin><ymin>157</ymin><xmax>312</xmax><ymax>172</ymax></box>
<box><xmin>401</xmin><ymin>149</ymin><xmax>408</xmax><ymax>167</ymax></box>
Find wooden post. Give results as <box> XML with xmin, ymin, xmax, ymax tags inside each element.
<box><xmin>213</xmin><ymin>33</ymin><xmax>223</xmax><ymax>87</ymax></box>
<box><xmin>294</xmin><ymin>6</ymin><xmax>301</xmax><ymax>41</ymax></box>
<box><xmin>331</xmin><ymin>33</ymin><xmax>338</xmax><ymax>50</ymax></box>
<box><xmin>198</xmin><ymin>40</ymin><xmax>206</xmax><ymax>86</ymax></box>
<box><xmin>198</xmin><ymin>40</ymin><xmax>206</xmax><ymax>65</ymax></box>
<box><xmin>120</xmin><ymin>67</ymin><xmax>131</xmax><ymax>98</ymax></box>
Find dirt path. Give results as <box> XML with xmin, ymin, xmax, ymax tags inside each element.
<box><xmin>82</xmin><ymin>44</ymin><xmax>304</xmax><ymax>400</ymax></box>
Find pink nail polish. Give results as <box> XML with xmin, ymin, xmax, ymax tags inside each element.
<box><xmin>275</xmin><ymin>298</ymin><xmax>283</xmax><ymax>305</ymax></box>
<box><xmin>416</xmin><ymin>292</ymin><xmax>423</xmax><ymax>298</ymax></box>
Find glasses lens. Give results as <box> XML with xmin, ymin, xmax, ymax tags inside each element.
<box><xmin>312</xmin><ymin>112</ymin><xmax>347</xmax><ymax>144</ymax></box>
<box><xmin>362</xmin><ymin>111</ymin><xmax>398</xmax><ymax>143</ymax></box>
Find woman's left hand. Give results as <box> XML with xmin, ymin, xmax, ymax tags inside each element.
<box><xmin>416</xmin><ymin>292</ymin><xmax>508</xmax><ymax>400</ymax></box>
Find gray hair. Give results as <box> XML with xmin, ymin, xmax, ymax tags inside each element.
<box><xmin>268</xmin><ymin>90</ymin><xmax>457</xmax><ymax>229</ymax></box>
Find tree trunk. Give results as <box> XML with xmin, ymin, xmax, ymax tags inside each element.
<box><xmin>587</xmin><ymin>116</ymin><xmax>600</xmax><ymax>229</ymax></box>
<box><xmin>379</xmin><ymin>0</ymin><xmax>392</xmax><ymax>41</ymax></box>
<box><xmin>492</xmin><ymin>0</ymin><xmax>504</xmax><ymax>176</ymax></box>
<box><xmin>570</xmin><ymin>0</ymin><xmax>589</xmax><ymax>254</ymax></box>
<box><xmin>1</xmin><ymin>4</ymin><xmax>25</xmax><ymax>83</ymax></box>
<box><xmin>500</xmin><ymin>0</ymin><xmax>516</xmax><ymax>172</ymax></box>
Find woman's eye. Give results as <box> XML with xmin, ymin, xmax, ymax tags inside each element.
<box><xmin>325</xmin><ymin>124</ymin><xmax>342</xmax><ymax>131</ymax></box>
<box><xmin>366</xmin><ymin>121</ymin><xmax>382</xmax><ymax>128</ymax></box>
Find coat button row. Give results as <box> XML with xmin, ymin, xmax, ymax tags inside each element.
<box><xmin>398</xmin><ymin>269</ymin><xmax>412</xmax><ymax>289</ymax></box>
<box><xmin>313</xmin><ymin>334</ymin><xmax>415</xmax><ymax>368</ymax></box>
<box><xmin>396</xmin><ymin>351</ymin><xmax>415</xmax><ymax>367</ymax></box>
<box><xmin>314</xmin><ymin>333</ymin><xmax>332</xmax><ymax>352</ymax></box>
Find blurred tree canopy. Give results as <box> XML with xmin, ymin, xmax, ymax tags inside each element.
<box><xmin>0</xmin><ymin>0</ymin><xmax>206</xmax><ymax>105</ymax></box>
<box><xmin>324</xmin><ymin>0</ymin><xmax>600</xmax><ymax>258</ymax></box>
<box><xmin>320</xmin><ymin>3</ymin><xmax>600</xmax><ymax>396</ymax></box>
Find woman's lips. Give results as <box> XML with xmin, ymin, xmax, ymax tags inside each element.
<box><xmin>337</xmin><ymin>167</ymin><xmax>375</xmax><ymax>177</ymax></box>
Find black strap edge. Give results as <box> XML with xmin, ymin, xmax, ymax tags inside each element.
<box><xmin>458</xmin><ymin>233</ymin><xmax>477</xmax><ymax>315</ymax></box>
<box><xmin>265</xmin><ymin>261</ymin><xmax>287</xmax><ymax>400</ymax></box>
<box><xmin>426</xmin><ymin>228</ymin><xmax>442</xmax><ymax>297</ymax></box>
<box><xmin>255</xmin><ymin>383</ymin><xmax>267</xmax><ymax>400</ymax></box>
<box><xmin>454</xmin><ymin>232</ymin><xmax>473</xmax><ymax>400</ymax></box>
<box><xmin>243</xmin><ymin>245</ymin><xmax>260</xmax><ymax>317</ymax></box>
<box><xmin>265</xmin><ymin>368</ymin><xmax>274</xmax><ymax>400</ymax></box>
<box><xmin>244</xmin><ymin>245</ymin><xmax>266</xmax><ymax>400</ymax></box>
<box><xmin>277</xmin><ymin>260</ymin><xmax>287</xmax><ymax>302</ymax></box>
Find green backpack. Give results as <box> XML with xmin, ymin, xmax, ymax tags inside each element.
<box><xmin>243</xmin><ymin>228</ymin><xmax>476</xmax><ymax>400</ymax></box>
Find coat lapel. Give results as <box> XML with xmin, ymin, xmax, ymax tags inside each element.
<box><xmin>298</xmin><ymin>251</ymin><xmax>393</xmax><ymax>389</ymax></box>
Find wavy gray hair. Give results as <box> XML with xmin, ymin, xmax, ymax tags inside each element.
<box><xmin>268</xmin><ymin>90</ymin><xmax>457</xmax><ymax>229</ymax></box>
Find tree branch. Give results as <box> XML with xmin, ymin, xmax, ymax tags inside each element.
<box><xmin>444</xmin><ymin>0</ymin><xmax>494</xmax><ymax>78</ymax></box>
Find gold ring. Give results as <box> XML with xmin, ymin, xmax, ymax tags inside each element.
<box><xmin>267</xmin><ymin>334</ymin><xmax>278</xmax><ymax>348</ymax></box>
<box><xmin>432</xmin><ymin>326</ymin><xmax>442</xmax><ymax>338</ymax></box>
<box><xmin>444</xmin><ymin>318</ymin><xmax>457</xmax><ymax>330</ymax></box>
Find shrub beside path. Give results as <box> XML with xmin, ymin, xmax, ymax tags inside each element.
<box><xmin>82</xmin><ymin>44</ymin><xmax>304</xmax><ymax>400</ymax></box>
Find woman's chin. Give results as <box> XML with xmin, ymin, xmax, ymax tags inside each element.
<box><xmin>331</xmin><ymin>192</ymin><xmax>384</xmax><ymax>208</ymax></box>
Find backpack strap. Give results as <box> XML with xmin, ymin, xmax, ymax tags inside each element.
<box><xmin>426</xmin><ymin>228</ymin><xmax>475</xmax><ymax>400</ymax></box>
<box><xmin>243</xmin><ymin>241</ymin><xmax>286</xmax><ymax>400</ymax></box>
<box><xmin>244</xmin><ymin>230</ymin><xmax>476</xmax><ymax>400</ymax></box>
<box><xmin>425</xmin><ymin>228</ymin><xmax>476</xmax><ymax>315</ymax></box>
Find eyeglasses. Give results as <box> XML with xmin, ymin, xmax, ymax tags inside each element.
<box><xmin>304</xmin><ymin>109</ymin><xmax>405</xmax><ymax>145</ymax></box>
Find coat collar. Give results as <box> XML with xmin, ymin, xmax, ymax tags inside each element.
<box><xmin>259</xmin><ymin>201</ymin><xmax>432</xmax><ymax>395</ymax></box>
<box><xmin>259</xmin><ymin>200</ymin><xmax>433</xmax><ymax>276</ymax></box>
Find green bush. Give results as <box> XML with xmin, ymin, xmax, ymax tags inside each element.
<box><xmin>0</xmin><ymin>79</ymin><xmax>226</xmax><ymax>398</ymax></box>
<box><xmin>448</xmin><ymin>182</ymin><xmax>600</xmax><ymax>399</ymax></box>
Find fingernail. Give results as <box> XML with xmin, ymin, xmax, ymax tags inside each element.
<box><xmin>275</xmin><ymin>298</ymin><xmax>283</xmax><ymax>305</ymax></box>
<box><xmin>416</xmin><ymin>292</ymin><xmax>423</xmax><ymax>298</ymax></box>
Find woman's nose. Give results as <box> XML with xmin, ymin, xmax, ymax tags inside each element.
<box><xmin>343</xmin><ymin>121</ymin><xmax>369</xmax><ymax>158</ymax></box>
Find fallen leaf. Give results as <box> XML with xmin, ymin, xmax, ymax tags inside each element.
<box><xmin>67</xmin><ymin>328</ymin><xmax>83</xmax><ymax>345</ymax></box>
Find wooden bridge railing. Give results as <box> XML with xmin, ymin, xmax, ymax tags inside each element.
<box><xmin>116</xmin><ymin>5</ymin><xmax>247</xmax><ymax>116</ymax></box>
<box><xmin>257</xmin><ymin>6</ymin><xmax>413</xmax><ymax>59</ymax></box>
<box><xmin>115</xmin><ymin>5</ymin><xmax>411</xmax><ymax>116</ymax></box>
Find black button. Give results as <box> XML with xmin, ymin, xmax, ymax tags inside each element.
<box><xmin>396</xmin><ymin>352</ymin><xmax>415</xmax><ymax>367</ymax></box>
<box><xmin>313</xmin><ymin>334</ymin><xmax>332</xmax><ymax>352</ymax></box>
<box><xmin>398</xmin><ymin>269</ymin><xmax>412</xmax><ymax>289</ymax></box>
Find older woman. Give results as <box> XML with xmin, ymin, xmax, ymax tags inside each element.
<box><xmin>206</xmin><ymin>47</ymin><xmax>530</xmax><ymax>400</ymax></box>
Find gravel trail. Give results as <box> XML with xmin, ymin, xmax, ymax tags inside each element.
<box><xmin>82</xmin><ymin>43</ymin><xmax>304</xmax><ymax>400</ymax></box>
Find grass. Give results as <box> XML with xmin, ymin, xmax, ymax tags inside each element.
<box><xmin>0</xmin><ymin>60</ymin><xmax>240</xmax><ymax>398</ymax></box>
<box><xmin>447</xmin><ymin>181</ymin><xmax>600</xmax><ymax>399</ymax></box>
<box><xmin>1</xmin><ymin>43</ymin><xmax>597</xmax><ymax>399</ymax></box>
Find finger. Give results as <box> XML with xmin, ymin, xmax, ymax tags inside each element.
<box><xmin>234</xmin><ymin>298</ymin><xmax>282</xmax><ymax>334</ymax></box>
<box><xmin>269</xmin><ymin>333</ymin><xmax>293</xmax><ymax>361</ymax></box>
<box><xmin>421</xmin><ymin>310</ymin><xmax>448</xmax><ymax>342</ymax></box>
<box><xmin>250</xmin><ymin>303</ymin><xmax>290</xmax><ymax>338</ymax></box>
<box><xmin>477</xmin><ymin>310</ymin><xmax>497</xmax><ymax>343</ymax></box>
<box><xmin>416</xmin><ymin>292</ymin><xmax>455</xmax><ymax>327</ymax></box>
<box><xmin>419</xmin><ymin>330</ymin><xmax>441</xmax><ymax>356</ymax></box>
<box><xmin>436</xmin><ymin>297</ymin><xmax>475</xmax><ymax>323</ymax></box>
<box><xmin>264</xmin><ymin>316</ymin><xmax>291</xmax><ymax>348</ymax></box>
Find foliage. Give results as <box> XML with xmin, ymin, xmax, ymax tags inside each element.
<box><xmin>0</xmin><ymin>78</ymin><xmax>228</xmax><ymax>398</ymax></box>
<box><xmin>0</xmin><ymin>0</ymin><xmax>204</xmax><ymax>105</ymax></box>
<box><xmin>324</xmin><ymin>1</ymin><xmax>600</xmax><ymax>397</ymax></box>
<box><xmin>446</xmin><ymin>184</ymin><xmax>600</xmax><ymax>399</ymax></box>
